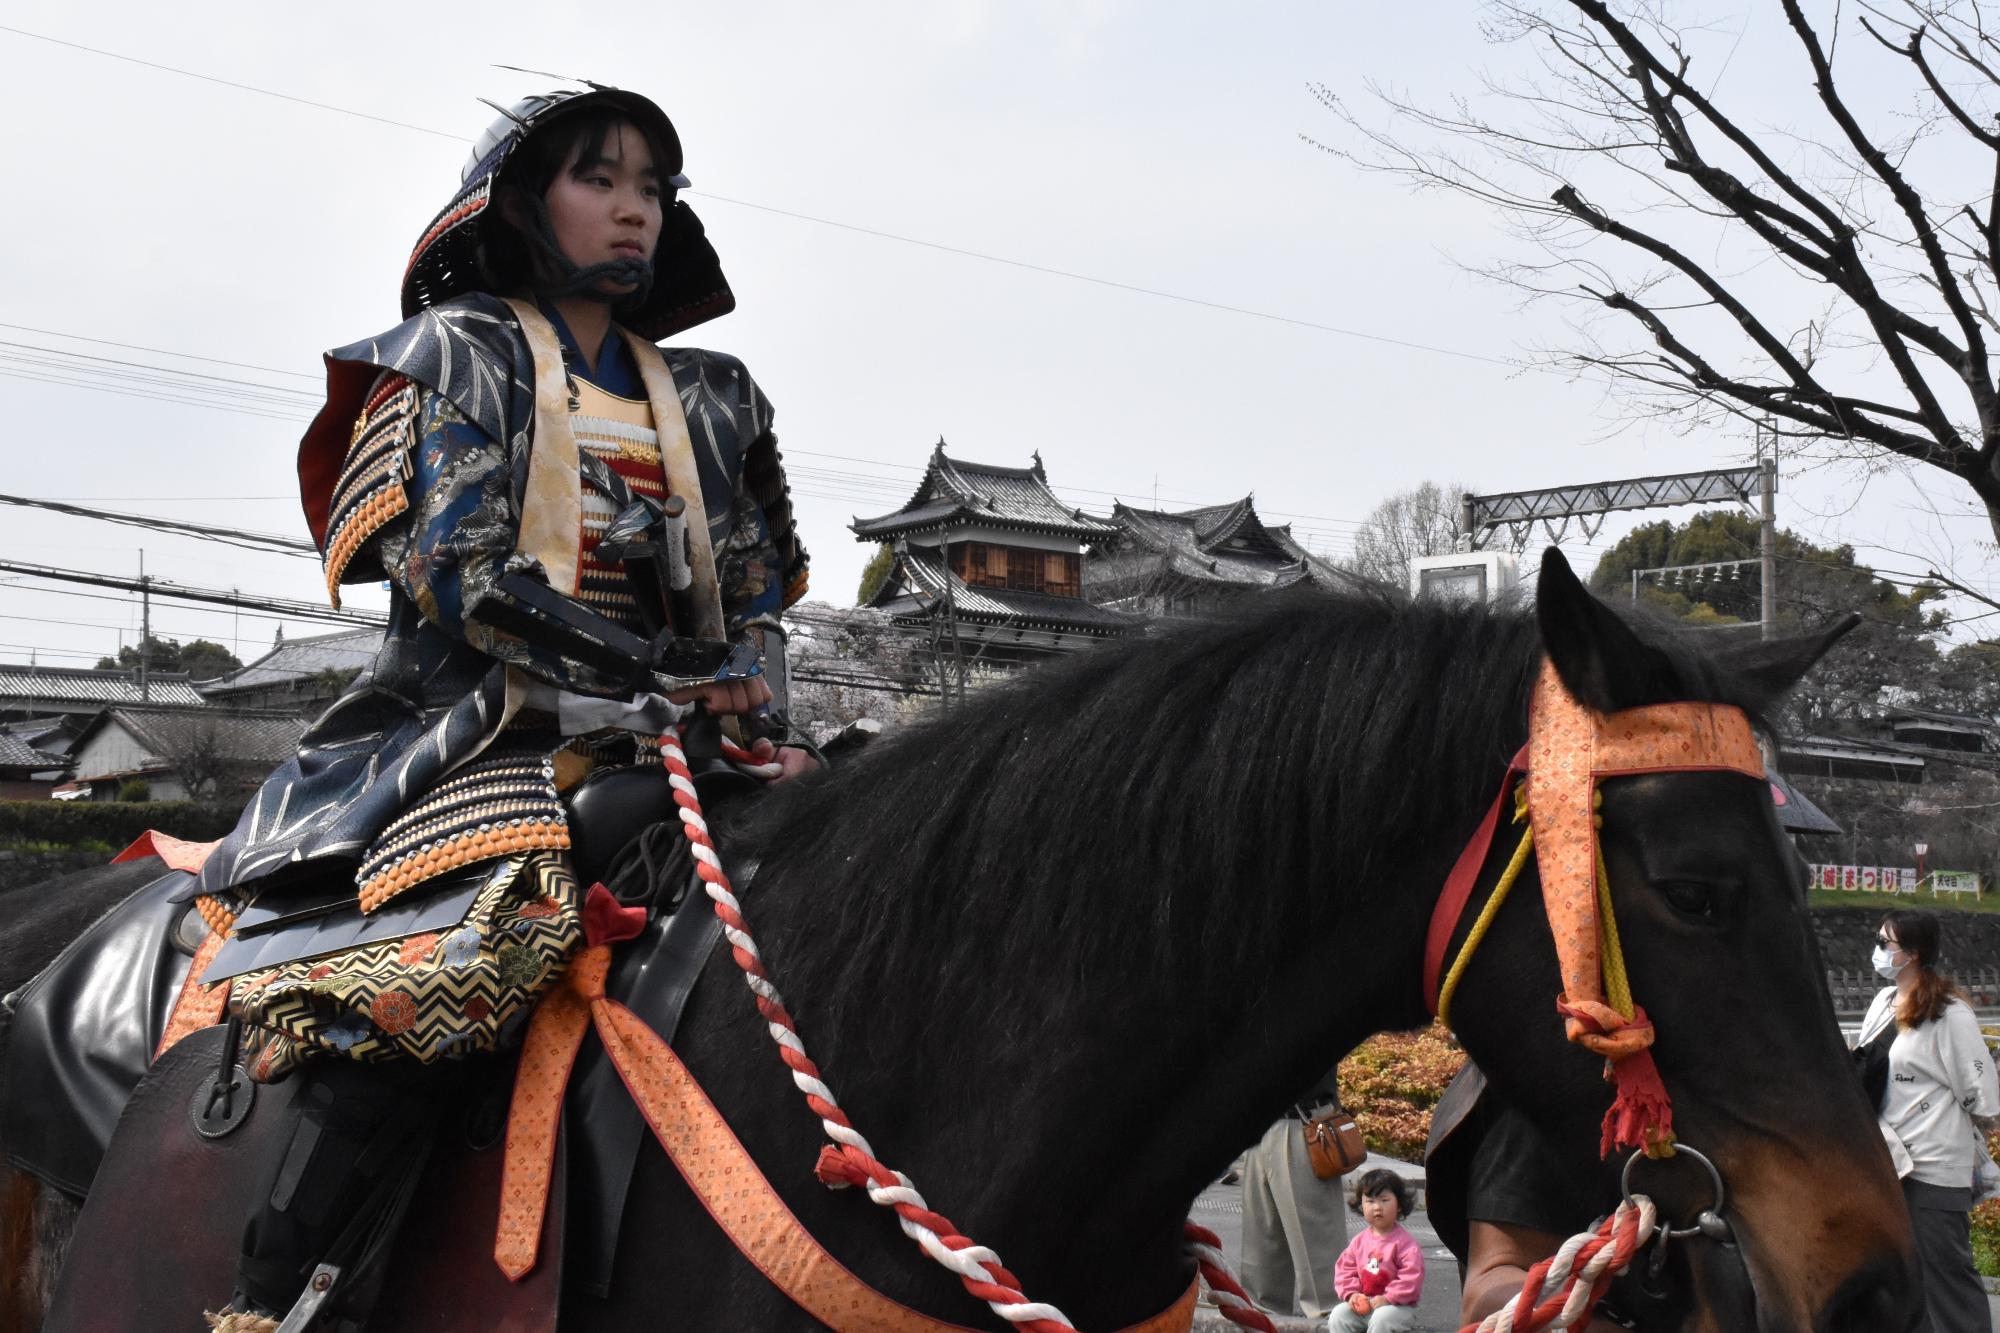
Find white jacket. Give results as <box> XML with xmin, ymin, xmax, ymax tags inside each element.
<box><xmin>1859</xmin><ymin>988</ymin><xmax>2000</xmax><ymax>1188</ymax></box>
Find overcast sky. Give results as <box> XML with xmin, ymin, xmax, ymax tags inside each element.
<box><xmin>1</xmin><ymin>1</ymin><xmax>1993</xmax><ymax>673</ymax></box>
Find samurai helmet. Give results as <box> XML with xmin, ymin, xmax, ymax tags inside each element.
<box><xmin>400</xmin><ymin>84</ymin><xmax>734</xmax><ymax>340</ymax></box>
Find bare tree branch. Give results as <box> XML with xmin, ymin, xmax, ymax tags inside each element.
<box><xmin>1315</xmin><ymin>0</ymin><xmax>2000</xmax><ymax>540</ymax></box>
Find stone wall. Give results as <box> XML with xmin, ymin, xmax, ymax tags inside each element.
<box><xmin>1813</xmin><ymin>906</ymin><xmax>2000</xmax><ymax>1010</ymax></box>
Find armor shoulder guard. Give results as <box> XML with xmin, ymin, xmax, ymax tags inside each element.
<box><xmin>322</xmin><ymin>373</ymin><xmax>417</xmax><ymax>604</ymax></box>
<box><xmin>299</xmin><ymin>294</ymin><xmax>533</xmax><ymax>557</ymax></box>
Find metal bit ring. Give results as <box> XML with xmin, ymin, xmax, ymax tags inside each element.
<box><xmin>1621</xmin><ymin>1142</ymin><xmax>1729</xmax><ymax>1241</ymax></box>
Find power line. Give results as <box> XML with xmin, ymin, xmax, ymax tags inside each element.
<box><xmin>0</xmin><ymin>25</ymin><xmax>463</xmax><ymax>141</ymax></box>
<box><xmin>0</xmin><ymin>559</ymin><xmax>384</xmax><ymax>628</ymax></box>
<box><xmin>0</xmin><ymin>340</ymin><xmax>319</xmax><ymax>401</ymax></box>
<box><xmin>0</xmin><ymin>320</ymin><xmax>323</xmax><ymax>380</ymax></box>
<box><xmin>0</xmin><ymin>25</ymin><xmax>1522</xmax><ymax>371</ymax></box>
<box><xmin>0</xmin><ymin>494</ymin><xmax>316</xmax><ymax>557</ymax></box>
<box><xmin>695</xmin><ymin>193</ymin><xmax>1519</xmax><ymax>367</ymax></box>
<box><xmin>1</xmin><ymin>581</ymin><xmax>369</xmax><ymax>629</ymax></box>
<box><xmin>0</xmin><ymin>364</ymin><xmax>311</xmax><ymax>423</ymax></box>
<box><xmin>0</xmin><ymin>641</ymin><xmax>115</xmax><ymax>663</ymax></box>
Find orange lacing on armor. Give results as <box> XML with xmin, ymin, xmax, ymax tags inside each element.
<box><xmin>356</xmin><ymin>820</ymin><xmax>570</xmax><ymax>913</ymax></box>
<box><xmin>194</xmin><ymin>894</ymin><xmax>237</xmax><ymax>939</ymax></box>
<box><xmin>324</xmin><ymin>487</ymin><xmax>410</xmax><ymax>608</ymax></box>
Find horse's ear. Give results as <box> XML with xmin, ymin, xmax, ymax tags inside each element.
<box><xmin>1713</xmin><ymin>613</ymin><xmax>1861</xmax><ymax>713</ymax></box>
<box><xmin>1535</xmin><ymin>548</ymin><xmax>1679</xmax><ymax>712</ymax></box>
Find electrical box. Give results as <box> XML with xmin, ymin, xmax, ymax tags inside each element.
<box><xmin>1409</xmin><ymin>551</ymin><xmax>1519</xmax><ymax>605</ymax></box>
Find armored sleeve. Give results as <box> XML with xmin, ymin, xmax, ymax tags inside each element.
<box><xmin>723</xmin><ymin>366</ymin><xmax>808</xmax><ymax>638</ymax></box>
<box><xmin>331</xmin><ymin>373</ymin><xmax>652</xmax><ymax>696</ymax></box>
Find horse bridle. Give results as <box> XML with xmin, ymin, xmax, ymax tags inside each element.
<box><xmin>1423</xmin><ymin>661</ymin><xmax>1762</xmax><ymax>1311</ymax></box>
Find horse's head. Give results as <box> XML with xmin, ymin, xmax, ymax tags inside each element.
<box><xmin>1448</xmin><ymin>550</ymin><xmax>1917</xmax><ymax>1333</ymax></box>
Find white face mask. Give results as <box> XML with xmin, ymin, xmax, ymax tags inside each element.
<box><xmin>1873</xmin><ymin>944</ymin><xmax>1904</xmax><ymax>981</ymax></box>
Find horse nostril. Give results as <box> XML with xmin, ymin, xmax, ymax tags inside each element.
<box><xmin>1816</xmin><ymin>1257</ymin><xmax>1919</xmax><ymax>1333</ymax></box>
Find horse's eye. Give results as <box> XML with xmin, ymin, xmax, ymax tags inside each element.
<box><xmin>1657</xmin><ymin>879</ymin><xmax>1717</xmax><ymax>919</ymax></box>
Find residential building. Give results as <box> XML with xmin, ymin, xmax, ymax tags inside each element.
<box><xmin>199</xmin><ymin>626</ymin><xmax>381</xmax><ymax>714</ymax></box>
<box><xmin>0</xmin><ymin>663</ymin><xmax>205</xmax><ymax>725</ymax></box>
<box><xmin>68</xmin><ymin>706</ymin><xmax>306</xmax><ymax>802</ymax></box>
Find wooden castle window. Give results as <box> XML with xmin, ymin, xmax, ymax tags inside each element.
<box><xmin>946</xmin><ymin>542</ymin><xmax>1082</xmax><ymax>597</ymax></box>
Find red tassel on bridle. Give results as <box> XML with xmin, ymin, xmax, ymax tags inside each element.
<box><xmin>1602</xmin><ymin>1047</ymin><xmax>1674</xmax><ymax>1159</ymax></box>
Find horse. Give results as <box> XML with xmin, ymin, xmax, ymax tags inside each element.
<box><xmin>1</xmin><ymin>551</ymin><xmax>1914</xmax><ymax>1332</ymax></box>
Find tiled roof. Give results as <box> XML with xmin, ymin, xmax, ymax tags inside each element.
<box><xmin>0</xmin><ymin>731</ymin><xmax>67</xmax><ymax>773</ymax></box>
<box><xmin>853</xmin><ymin>444</ymin><xmax>1118</xmax><ymax>541</ymax></box>
<box><xmin>879</xmin><ymin>546</ymin><xmax>1142</xmax><ymax>634</ymax></box>
<box><xmin>1094</xmin><ymin>500</ymin><xmax>1373</xmax><ymax>594</ymax></box>
<box><xmin>200</xmin><ymin>627</ymin><xmax>381</xmax><ymax>696</ymax></box>
<box><xmin>0</xmin><ymin>664</ymin><xmax>207</xmax><ymax>709</ymax></box>
<box><xmin>75</xmin><ymin>706</ymin><xmax>307</xmax><ymax>774</ymax></box>
<box><xmin>1</xmin><ymin>717</ymin><xmax>76</xmax><ymax>752</ymax></box>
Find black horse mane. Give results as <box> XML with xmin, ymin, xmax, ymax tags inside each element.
<box><xmin>729</xmin><ymin>587</ymin><xmax>1756</xmax><ymax>1070</ymax></box>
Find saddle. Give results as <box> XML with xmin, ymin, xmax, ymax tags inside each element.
<box><xmin>4</xmin><ymin>764</ymin><xmax>745</xmax><ymax>1330</ymax></box>
<box><xmin>39</xmin><ymin>1026</ymin><xmax>565</xmax><ymax>1333</ymax></box>
<box><xmin>0</xmin><ymin>867</ymin><xmax>201</xmax><ymax>1196</ymax></box>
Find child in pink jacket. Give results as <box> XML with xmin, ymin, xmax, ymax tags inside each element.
<box><xmin>1328</xmin><ymin>1169</ymin><xmax>1424</xmax><ymax>1331</ymax></box>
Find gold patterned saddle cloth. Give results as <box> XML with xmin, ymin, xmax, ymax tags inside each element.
<box><xmin>193</xmin><ymin>722</ymin><xmax>599</xmax><ymax>1082</ymax></box>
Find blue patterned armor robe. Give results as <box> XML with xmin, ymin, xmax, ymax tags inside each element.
<box><xmin>196</xmin><ymin>293</ymin><xmax>808</xmax><ymax>905</ymax></box>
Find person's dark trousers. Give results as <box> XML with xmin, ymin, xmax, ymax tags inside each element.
<box><xmin>1902</xmin><ymin>1177</ymin><xmax>1990</xmax><ymax>1333</ymax></box>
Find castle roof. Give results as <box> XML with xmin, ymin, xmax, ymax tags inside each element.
<box><xmin>852</xmin><ymin>444</ymin><xmax>1118</xmax><ymax>542</ymax></box>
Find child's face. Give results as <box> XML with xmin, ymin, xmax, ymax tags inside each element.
<box><xmin>1361</xmin><ymin>1188</ymin><xmax>1401</xmax><ymax>1230</ymax></box>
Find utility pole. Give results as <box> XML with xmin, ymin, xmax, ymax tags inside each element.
<box><xmin>138</xmin><ymin>548</ymin><xmax>150</xmax><ymax>703</ymax></box>
<box><xmin>1758</xmin><ymin>424</ymin><xmax>1779</xmax><ymax>642</ymax></box>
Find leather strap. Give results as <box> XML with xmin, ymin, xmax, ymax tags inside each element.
<box><xmin>1422</xmin><ymin>746</ymin><xmax>1526</xmax><ymax>1012</ymax></box>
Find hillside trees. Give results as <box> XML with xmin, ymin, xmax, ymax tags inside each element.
<box><xmin>1589</xmin><ymin>511</ymin><xmax>1948</xmax><ymax>728</ymax></box>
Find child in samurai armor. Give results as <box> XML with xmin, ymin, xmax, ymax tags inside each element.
<box><xmin>182</xmin><ymin>83</ymin><xmax>814</xmax><ymax>1329</ymax></box>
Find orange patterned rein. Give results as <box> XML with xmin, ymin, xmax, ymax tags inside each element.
<box><xmin>498</xmin><ymin>887</ymin><xmax>1201</xmax><ymax>1333</ymax></box>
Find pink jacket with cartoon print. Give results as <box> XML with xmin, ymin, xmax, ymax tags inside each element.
<box><xmin>1334</xmin><ymin>1224</ymin><xmax>1424</xmax><ymax>1305</ymax></box>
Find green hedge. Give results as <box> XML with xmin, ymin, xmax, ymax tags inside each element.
<box><xmin>0</xmin><ymin>800</ymin><xmax>243</xmax><ymax>849</ymax></box>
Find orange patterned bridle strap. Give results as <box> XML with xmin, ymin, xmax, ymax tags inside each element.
<box><xmin>1525</xmin><ymin>661</ymin><xmax>1764</xmax><ymax>1051</ymax></box>
<box><xmin>496</xmin><ymin>886</ymin><xmax>1202</xmax><ymax>1333</ymax></box>
<box><xmin>1424</xmin><ymin>661</ymin><xmax>1766</xmax><ymax>1156</ymax></box>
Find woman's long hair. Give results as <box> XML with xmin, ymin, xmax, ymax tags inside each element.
<box><xmin>1883</xmin><ymin>909</ymin><xmax>1966</xmax><ymax>1028</ymax></box>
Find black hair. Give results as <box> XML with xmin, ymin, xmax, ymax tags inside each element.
<box><xmin>1356</xmin><ymin>1168</ymin><xmax>1412</xmax><ymax>1218</ymax></box>
<box><xmin>476</xmin><ymin>108</ymin><xmax>674</xmax><ymax>295</ymax></box>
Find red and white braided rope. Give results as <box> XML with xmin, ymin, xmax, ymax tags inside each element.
<box><xmin>666</xmin><ymin>729</ymin><xmax>1075</xmax><ymax>1330</ymax></box>
<box><xmin>1466</xmin><ymin>1198</ymin><xmax>1656</xmax><ymax>1333</ymax></box>
<box><xmin>1185</xmin><ymin>1224</ymin><xmax>1279</xmax><ymax>1332</ymax></box>
<box><xmin>673</xmin><ymin>728</ymin><xmax>1289</xmax><ymax>1332</ymax></box>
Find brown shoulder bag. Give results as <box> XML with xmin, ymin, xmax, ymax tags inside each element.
<box><xmin>1301</xmin><ymin>1107</ymin><xmax>1368</xmax><ymax>1180</ymax></box>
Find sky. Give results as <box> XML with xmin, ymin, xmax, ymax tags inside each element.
<box><xmin>0</xmin><ymin>1</ymin><xmax>1994</xmax><ymax>673</ymax></box>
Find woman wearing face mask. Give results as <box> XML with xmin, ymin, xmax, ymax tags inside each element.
<box><xmin>1856</xmin><ymin>910</ymin><xmax>2000</xmax><ymax>1333</ymax></box>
